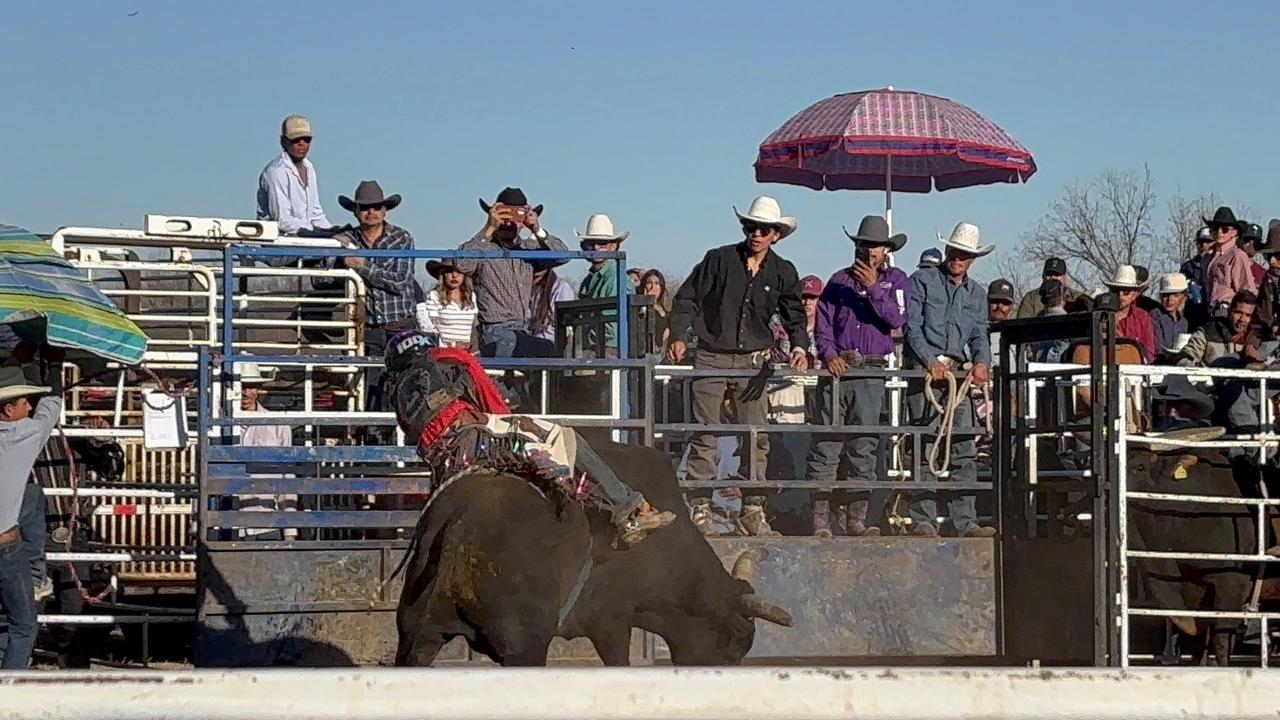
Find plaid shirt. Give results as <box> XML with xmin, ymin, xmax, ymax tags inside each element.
<box><xmin>328</xmin><ymin>223</ymin><xmax>420</xmax><ymax>326</ymax></box>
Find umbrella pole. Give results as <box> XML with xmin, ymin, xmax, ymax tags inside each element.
<box><xmin>885</xmin><ymin>155</ymin><xmax>893</xmax><ymax>232</ymax></box>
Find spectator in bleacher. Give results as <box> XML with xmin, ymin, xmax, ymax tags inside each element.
<box><xmin>1253</xmin><ymin>222</ymin><xmax>1280</xmax><ymax>340</ymax></box>
<box><xmin>771</xmin><ymin>274</ymin><xmax>821</xmax><ymax>364</ymax></box>
<box><xmin>1181</xmin><ymin>226</ymin><xmax>1215</xmax><ymax>327</ymax></box>
<box><xmin>1032</xmin><ymin>280</ymin><xmax>1071</xmax><ymax>362</ymax></box>
<box><xmin>1132</xmin><ymin>266</ymin><xmax>1162</xmax><ymax>313</ymax></box>
<box><xmin>420</xmin><ymin>260</ymin><xmax>479</xmax><ymax>350</ymax></box>
<box><xmin>1106</xmin><ymin>265</ymin><xmax>1156</xmax><ymax>363</ymax></box>
<box><xmin>576</xmin><ymin>214</ymin><xmax>633</xmax><ymax>357</ymax></box>
<box><xmin>0</xmin><ymin>349</ymin><xmax>64</xmax><ymax>669</ymax></box>
<box><xmin>1240</xmin><ymin>222</ymin><xmax>1267</xmax><ymax>288</ymax></box>
<box><xmin>917</xmin><ymin>248</ymin><xmax>943</xmax><ymax>271</ymax></box>
<box><xmin>456</xmin><ymin>187</ymin><xmax>569</xmax><ymax>358</ymax></box>
<box><xmin>987</xmin><ymin>279</ymin><xmax>1015</xmax><ymax>321</ymax></box>
<box><xmin>668</xmin><ymin>196</ymin><xmax>810</xmax><ymax>537</ymax></box>
<box><xmin>1176</xmin><ymin>290</ymin><xmax>1260</xmax><ymax>367</ymax></box>
<box><xmin>1016</xmin><ymin>258</ymin><xmax>1077</xmax><ymax>319</ymax></box>
<box><xmin>235</xmin><ymin>363</ymin><xmax>296</xmax><ymax>541</ymax></box>
<box><xmin>256</xmin><ymin>114</ymin><xmax>336</xmax><ymax>236</ymax></box>
<box><xmin>627</xmin><ymin>267</ymin><xmax>646</xmax><ymax>289</ymax></box>
<box><xmin>1152</xmin><ymin>273</ymin><xmax>1190</xmax><ymax>358</ymax></box>
<box><xmin>529</xmin><ymin>258</ymin><xmax>574</xmax><ymax>345</ymax></box>
<box><xmin>904</xmin><ymin>222</ymin><xmax>995</xmax><ymax>538</ymax></box>
<box><xmin>806</xmin><ymin>216</ymin><xmax>909</xmax><ymax>538</ymax></box>
<box><xmin>1204</xmin><ymin>207</ymin><xmax>1257</xmax><ymax>316</ymax></box>
<box><xmin>325</xmin><ymin>181</ymin><xmax>423</xmax><ymax>410</ymax></box>
<box><xmin>640</xmin><ymin>269</ymin><xmax>673</xmax><ymax>349</ymax></box>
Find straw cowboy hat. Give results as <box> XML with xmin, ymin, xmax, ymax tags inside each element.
<box><xmin>1105</xmin><ymin>265</ymin><xmax>1146</xmax><ymax>290</ymax></box>
<box><xmin>1156</xmin><ymin>273</ymin><xmax>1189</xmax><ymax>295</ymax></box>
<box><xmin>575</xmin><ymin>214</ymin><xmax>629</xmax><ymax>244</ymax></box>
<box><xmin>937</xmin><ymin>222</ymin><xmax>994</xmax><ymax>257</ymax></box>
<box><xmin>843</xmin><ymin>215</ymin><xmax>906</xmax><ymax>251</ymax></box>
<box><xmin>338</xmin><ymin>180</ymin><xmax>402</xmax><ymax>212</ymax></box>
<box><xmin>1161</xmin><ymin>332</ymin><xmax>1193</xmax><ymax>356</ymax></box>
<box><xmin>238</xmin><ymin>362</ymin><xmax>273</xmax><ymax>385</ymax></box>
<box><xmin>0</xmin><ymin>366</ymin><xmax>49</xmax><ymax>404</ymax></box>
<box><xmin>734</xmin><ymin>196</ymin><xmax>796</xmax><ymax>239</ymax></box>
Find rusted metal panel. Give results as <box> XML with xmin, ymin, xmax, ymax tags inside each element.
<box><xmin>649</xmin><ymin>537</ymin><xmax>996</xmax><ymax>660</ymax></box>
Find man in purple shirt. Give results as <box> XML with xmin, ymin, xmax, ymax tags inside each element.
<box><xmin>804</xmin><ymin>215</ymin><xmax>910</xmax><ymax>537</ymax></box>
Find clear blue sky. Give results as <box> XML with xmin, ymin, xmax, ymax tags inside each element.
<box><xmin>2</xmin><ymin>0</ymin><xmax>1277</xmax><ymax>286</ymax></box>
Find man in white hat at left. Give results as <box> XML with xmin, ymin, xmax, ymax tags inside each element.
<box><xmin>0</xmin><ymin>343</ymin><xmax>64</xmax><ymax>668</ymax></box>
<box><xmin>904</xmin><ymin>222</ymin><xmax>996</xmax><ymax>538</ymax></box>
<box><xmin>668</xmin><ymin>196</ymin><xmax>810</xmax><ymax>537</ymax></box>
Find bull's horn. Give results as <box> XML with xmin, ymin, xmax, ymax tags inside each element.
<box><xmin>731</xmin><ymin>548</ymin><xmax>765</xmax><ymax>581</ymax></box>
<box><xmin>739</xmin><ymin>593</ymin><xmax>794</xmax><ymax>627</ymax></box>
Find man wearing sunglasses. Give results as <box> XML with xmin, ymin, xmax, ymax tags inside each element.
<box><xmin>455</xmin><ymin>187</ymin><xmax>568</xmax><ymax>358</ymax></box>
<box><xmin>256</xmin><ymin>114</ymin><xmax>335</xmax><ymax>236</ymax></box>
<box><xmin>668</xmin><ymin>196</ymin><xmax>809</xmax><ymax>536</ymax></box>
<box><xmin>1203</xmin><ymin>206</ymin><xmax>1256</xmax><ymax>317</ymax></box>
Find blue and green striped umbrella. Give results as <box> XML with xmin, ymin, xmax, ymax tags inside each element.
<box><xmin>0</xmin><ymin>224</ymin><xmax>147</xmax><ymax>365</ymax></box>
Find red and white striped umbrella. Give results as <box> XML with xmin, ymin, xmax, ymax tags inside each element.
<box><xmin>755</xmin><ymin>88</ymin><xmax>1036</xmax><ymax>228</ymax></box>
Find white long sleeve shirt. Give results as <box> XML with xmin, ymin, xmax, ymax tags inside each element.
<box><xmin>256</xmin><ymin>152</ymin><xmax>331</xmax><ymax>234</ymax></box>
<box><xmin>0</xmin><ymin>395</ymin><xmax>61</xmax><ymax>531</ymax></box>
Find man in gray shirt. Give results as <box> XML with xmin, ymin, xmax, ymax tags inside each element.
<box><xmin>904</xmin><ymin>223</ymin><xmax>997</xmax><ymax>538</ymax></box>
<box><xmin>0</xmin><ymin>349</ymin><xmax>63</xmax><ymax>668</ymax></box>
<box><xmin>455</xmin><ymin>187</ymin><xmax>568</xmax><ymax>357</ymax></box>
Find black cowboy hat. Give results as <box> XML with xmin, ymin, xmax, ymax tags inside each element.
<box><xmin>425</xmin><ymin>259</ymin><xmax>470</xmax><ymax>278</ymax></box>
<box><xmin>338</xmin><ymin>180</ymin><xmax>402</xmax><ymax>212</ymax></box>
<box><xmin>529</xmin><ymin>257</ymin><xmax>569</xmax><ymax>273</ymax></box>
<box><xmin>1201</xmin><ymin>206</ymin><xmax>1246</xmax><ymax>231</ymax></box>
<box><xmin>479</xmin><ymin>187</ymin><xmax>543</xmax><ymax>217</ymax></box>
<box><xmin>1151</xmin><ymin>374</ymin><xmax>1214</xmax><ymax>419</ymax></box>
<box><xmin>843</xmin><ymin>215</ymin><xmax>907</xmax><ymax>252</ymax></box>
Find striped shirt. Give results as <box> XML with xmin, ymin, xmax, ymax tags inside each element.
<box><xmin>454</xmin><ymin>231</ymin><xmax>569</xmax><ymax>324</ymax></box>
<box><xmin>421</xmin><ymin>291</ymin><xmax>478</xmax><ymax>347</ymax></box>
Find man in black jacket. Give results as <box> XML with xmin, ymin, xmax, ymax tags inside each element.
<box><xmin>668</xmin><ymin>196</ymin><xmax>809</xmax><ymax>536</ymax></box>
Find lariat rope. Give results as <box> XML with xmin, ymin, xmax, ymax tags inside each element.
<box><xmin>922</xmin><ymin>372</ymin><xmax>990</xmax><ymax>477</ymax></box>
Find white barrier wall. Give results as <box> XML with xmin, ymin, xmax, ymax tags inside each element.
<box><xmin>2</xmin><ymin>667</ymin><xmax>1278</xmax><ymax>720</ymax></box>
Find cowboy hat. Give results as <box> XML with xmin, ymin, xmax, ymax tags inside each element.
<box><xmin>426</xmin><ymin>259</ymin><xmax>471</xmax><ymax>278</ymax></box>
<box><xmin>1161</xmin><ymin>332</ymin><xmax>1193</xmax><ymax>356</ymax></box>
<box><xmin>1151</xmin><ymin>374</ymin><xmax>1214</xmax><ymax>419</ymax></box>
<box><xmin>529</xmin><ymin>257</ymin><xmax>569</xmax><ymax>273</ymax></box>
<box><xmin>1157</xmin><ymin>273</ymin><xmax>1189</xmax><ymax>295</ymax></box>
<box><xmin>0</xmin><ymin>366</ymin><xmax>49</xmax><ymax>404</ymax></box>
<box><xmin>1105</xmin><ymin>264</ymin><xmax>1146</xmax><ymax>290</ymax></box>
<box><xmin>1201</xmin><ymin>206</ymin><xmax>1245</xmax><ymax>231</ymax></box>
<box><xmin>1262</xmin><ymin>220</ymin><xmax>1280</xmax><ymax>255</ymax></box>
<box><xmin>937</xmin><ymin>221</ymin><xmax>994</xmax><ymax>257</ymax></box>
<box><xmin>733</xmin><ymin>196</ymin><xmax>796</xmax><ymax>239</ymax></box>
<box><xmin>843</xmin><ymin>215</ymin><xmax>906</xmax><ymax>251</ymax></box>
<box><xmin>575</xmin><ymin>214</ymin><xmax>629</xmax><ymax>244</ymax></box>
<box><xmin>238</xmin><ymin>362</ymin><xmax>273</xmax><ymax>385</ymax></box>
<box><xmin>479</xmin><ymin>187</ymin><xmax>543</xmax><ymax>217</ymax></box>
<box><xmin>338</xmin><ymin>180</ymin><xmax>402</xmax><ymax>212</ymax></box>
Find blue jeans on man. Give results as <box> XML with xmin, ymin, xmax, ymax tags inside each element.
<box><xmin>0</xmin><ymin>537</ymin><xmax>37</xmax><ymax>668</ymax></box>
<box><xmin>907</xmin><ymin>378</ymin><xmax>983</xmax><ymax>536</ymax></box>
<box><xmin>480</xmin><ymin>320</ymin><xmax>527</xmax><ymax>358</ymax></box>
<box><xmin>20</xmin><ymin>482</ymin><xmax>46</xmax><ymax>589</ymax></box>
<box><xmin>805</xmin><ymin>377</ymin><xmax>885</xmax><ymax>535</ymax></box>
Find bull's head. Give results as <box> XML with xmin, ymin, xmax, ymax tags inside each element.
<box><xmin>659</xmin><ymin>548</ymin><xmax>794</xmax><ymax>666</ymax></box>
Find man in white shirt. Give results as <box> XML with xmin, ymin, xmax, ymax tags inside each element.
<box><xmin>256</xmin><ymin>115</ymin><xmax>335</xmax><ymax>236</ymax></box>
<box><xmin>234</xmin><ymin>364</ymin><xmax>295</xmax><ymax>541</ymax></box>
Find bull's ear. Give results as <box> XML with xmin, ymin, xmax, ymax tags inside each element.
<box><xmin>739</xmin><ymin>594</ymin><xmax>794</xmax><ymax>627</ymax></box>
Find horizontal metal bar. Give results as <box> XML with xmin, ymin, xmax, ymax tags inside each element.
<box><xmin>1127</xmin><ymin>607</ymin><xmax>1280</xmax><ymax>620</ymax></box>
<box><xmin>1126</xmin><ymin>550</ymin><xmax>1279</xmax><ymax>562</ymax></box>
<box><xmin>38</xmin><ymin>615</ymin><xmax>195</xmax><ymax>625</ymax></box>
<box><xmin>231</xmin><ymin>246</ymin><xmax>625</xmax><ymax>260</ymax></box>
<box><xmin>201</xmin><ymin>600</ymin><xmax>397</xmax><ymax>615</ymax></box>
<box><xmin>207</xmin><ymin>446</ymin><xmax>421</xmax><ymax>463</ymax></box>
<box><xmin>43</xmin><ymin>488</ymin><xmax>179</xmax><ymax>499</ymax></box>
<box><xmin>1124</xmin><ymin>435</ymin><xmax>1280</xmax><ymax>448</ymax></box>
<box><xmin>654</xmin><ymin>367</ymin><xmax>929</xmax><ymax>379</ymax></box>
<box><xmin>48</xmin><ymin>552</ymin><xmax>197</xmax><ymax>562</ymax></box>
<box><xmin>206</xmin><ymin>477</ymin><xmax>433</xmax><ymax>494</ymax></box>
<box><xmin>656</xmin><ymin>423</ymin><xmax>984</xmax><ymax>436</ymax></box>
<box><xmin>205</xmin><ymin>510</ymin><xmax>421</xmax><ymax>528</ymax></box>
<box><xmin>1127</xmin><ymin>491</ymin><xmax>1280</xmax><ymax>506</ymax></box>
<box><xmin>679</xmin><ymin>480</ymin><xmax>992</xmax><ymax>491</ymax></box>
<box><xmin>202</xmin><ymin>538</ymin><xmax>411</xmax><ymax>552</ymax></box>
<box><xmin>1120</xmin><ymin>365</ymin><xmax>1280</xmax><ymax>381</ymax></box>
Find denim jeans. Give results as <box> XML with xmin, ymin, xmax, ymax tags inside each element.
<box><xmin>0</xmin><ymin>538</ymin><xmax>37</xmax><ymax>669</ymax></box>
<box><xmin>805</xmin><ymin>377</ymin><xmax>886</xmax><ymax>504</ymax></box>
<box><xmin>906</xmin><ymin>380</ymin><xmax>980</xmax><ymax>534</ymax></box>
<box><xmin>19</xmin><ymin>483</ymin><xmax>46</xmax><ymax>587</ymax></box>
<box><xmin>573</xmin><ymin>434</ymin><xmax>644</xmax><ymax>523</ymax></box>
<box><xmin>479</xmin><ymin>320</ymin><xmax>527</xmax><ymax>359</ymax></box>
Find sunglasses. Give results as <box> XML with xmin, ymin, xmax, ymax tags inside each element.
<box><xmin>357</xmin><ymin>204</ymin><xmax>385</xmax><ymax>213</ymax></box>
<box><xmin>741</xmin><ymin>222</ymin><xmax>774</xmax><ymax>237</ymax></box>
<box><xmin>1212</xmin><ymin>225</ymin><xmax>1235</xmax><ymax>234</ymax></box>
<box><xmin>289</xmin><ymin>136</ymin><xmax>312</xmax><ymax>145</ymax></box>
